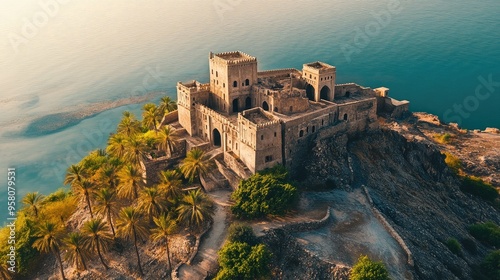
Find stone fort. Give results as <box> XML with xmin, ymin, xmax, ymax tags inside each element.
<box><xmin>170</xmin><ymin>51</ymin><xmax>408</xmax><ymax>178</ymax></box>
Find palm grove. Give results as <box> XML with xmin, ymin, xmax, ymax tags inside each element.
<box><xmin>0</xmin><ymin>97</ymin><xmax>215</xmax><ymax>279</ymax></box>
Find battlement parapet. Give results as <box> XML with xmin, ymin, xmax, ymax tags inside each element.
<box><xmin>257</xmin><ymin>68</ymin><xmax>300</xmax><ymax>78</ymax></box>
<box><xmin>196</xmin><ymin>103</ymin><xmax>237</xmax><ymax>130</ymax></box>
<box><xmin>240</xmin><ymin>108</ymin><xmax>281</xmax><ymax>129</ymax></box>
<box><xmin>303</xmin><ymin>61</ymin><xmax>336</xmax><ymax>73</ymax></box>
<box><xmin>256</xmin><ymin>119</ymin><xmax>281</xmax><ymax>129</ymax></box>
<box><xmin>178</xmin><ymin>81</ymin><xmax>210</xmax><ymax>93</ymax></box>
<box><xmin>336</xmin><ymin>82</ymin><xmax>371</xmax><ymax>90</ymax></box>
<box><xmin>210</xmin><ymin>51</ymin><xmax>257</xmax><ymax>65</ymax></box>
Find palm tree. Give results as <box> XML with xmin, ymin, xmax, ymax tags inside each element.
<box><xmin>94</xmin><ymin>188</ymin><xmax>119</xmax><ymax>237</ymax></box>
<box><xmin>176</xmin><ymin>189</ymin><xmax>214</xmax><ymax>230</ymax></box>
<box><xmin>137</xmin><ymin>187</ymin><xmax>166</xmax><ymax>224</ymax></box>
<box><xmin>64</xmin><ymin>164</ymin><xmax>87</xmax><ymax>187</ymax></box>
<box><xmin>82</xmin><ymin>218</ymin><xmax>113</xmax><ymax>270</ymax></box>
<box><xmin>117</xmin><ymin>112</ymin><xmax>141</xmax><ymax>137</ymax></box>
<box><xmin>180</xmin><ymin>148</ymin><xmax>213</xmax><ymax>190</ymax></box>
<box><xmin>63</xmin><ymin>232</ymin><xmax>91</xmax><ymax>271</ymax></box>
<box><xmin>0</xmin><ymin>264</ymin><xmax>12</xmax><ymax>280</ymax></box>
<box><xmin>97</xmin><ymin>161</ymin><xmax>122</xmax><ymax>189</ymax></box>
<box><xmin>117</xmin><ymin>165</ymin><xmax>145</xmax><ymax>200</ymax></box>
<box><xmin>142</xmin><ymin>103</ymin><xmax>161</xmax><ymax>131</ymax></box>
<box><xmin>32</xmin><ymin>221</ymin><xmax>66</xmax><ymax>280</ymax></box>
<box><xmin>158</xmin><ymin>170</ymin><xmax>183</xmax><ymax>200</ymax></box>
<box><xmin>157</xmin><ymin>96</ymin><xmax>177</xmax><ymax>120</ymax></box>
<box><xmin>21</xmin><ymin>192</ymin><xmax>44</xmax><ymax>218</ymax></box>
<box><xmin>124</xmin><ymin>135</ymin><xmax>148</xmax><ymax>168</ymax></box>
<box><xmin>80</xmin><ymin>149</ymin><xmax>108</xmax><ymax>173</ymax></box>
<box><xmin>151</xmin><ymin>214</ymin><xmax>178</xmax><ymax>270</ymax></box>
<box><xmin>73</xmin><ymin>179</ymin><xmax>95</xmax><ymax>218</ymax></box>
<box><xmin>107</xmin><ymin>133</ymin><xmax>128</xmax><ymax>159</ymax></box>
<box><xmin>116</xmin><ymin>207</ymin><xmax>149</xmax><ymax>276</ymax></box>
<box><xmin>157</xmin><ymin>126</ymin><xmax>179</xmax><ymax>157</ymax></box>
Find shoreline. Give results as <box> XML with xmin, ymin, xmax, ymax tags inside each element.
<box><xmin>20</xmin><ymin>92</ymin><xmax>165</xmax><ymax>137</ymax></box>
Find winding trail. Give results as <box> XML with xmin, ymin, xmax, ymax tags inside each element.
<box><xmin>177</xmin><ymin>191</ymin><xmax>231</xmax><ymax>280</ymax></box>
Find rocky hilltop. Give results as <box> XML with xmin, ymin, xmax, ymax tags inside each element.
<box><xmin>28</xmin><ymin>112</ymin><xmax>499</xmax><ymax>280</ymax></box>
<box><xmin>294</xmin><ymin>112</ymin><xmax>500</xmax><ymax>279</ymax></box>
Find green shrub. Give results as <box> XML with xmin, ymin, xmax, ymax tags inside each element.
<box><xmin>460</xmin><ymin>176</ymin><xmax>499</xmax><ymax>202</ymax></box>
<box><xmin>350</xmin><ymin>255</ymin><xmax>390</xmax><ymax>280</ymax></box>
<box><xmin>258</xmin><ymin>164</ymin><xmax>289</xmax><ymax>181</ymax></box>
<box><xmin>215</xmin><ymin>242</ymin><xmax>272</xmax><ymax>280</ymax></box>
<box><xmin>481</xmin><ymin>250</ymin><xmax>500</xmax><ymax>280</ymax></box>
<box><xmin>228</xmin><ymin>223</ymin><xmax>257</xmax><ymax>246</ymax></box>
<box><xmin>443</xmin><ymin>152</ymin><xmax>461</xmax><ymax>173</ymax></box>
<box><xmin>231</xmin><ymin>167</ymin><xmax>298</xmax><ymax>219</ymax></box>
<box><xmin>468</xmin><ymin>222</ymin><xmax>500</xmax><ymax>247</ymax></box>
<box><xmin>445</xmin><ymin>238</ymin><xmax>463</xmax><ymax>256</ymax></box>
<box><xmin>434</xmin><ymin>133</ymin><xmax>452</xmax><ymax>144</ymax></box>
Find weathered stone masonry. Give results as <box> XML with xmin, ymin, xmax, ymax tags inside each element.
<box><xmin>175</xmin><ymin>51</ymin><xmax>409</xmax><ymax>175</ymax></box>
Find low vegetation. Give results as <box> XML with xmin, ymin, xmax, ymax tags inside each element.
<box><xmin>0</xmin><ymin>190</ymin><xmax>77</xmax><ymax>277</ymax></box>
<box><xmin>460</xmin><ymin>176</ymin><xmax>499</xmax><ymax>203</ymax></box>
<box><xmin>231</xmin><ymin>165</ymin><xmax>298</xmax><ymax>219</ymax></box>
<box><xmin>468</xmin><ymin>222</ymin><xmax>500</xmax><ymax>248</ymax></box>
<box><xmin>227</xmin><ymin>223</ymin><xmax>258</xmax><ymax>246</ymax></box>
<box><xmin>433</xmin><ymin>133</ymin><xmax>452</xmax><ymax>144</ymax></box>
<box><xmin>349</xmin><ymin>255</ymin><xmax>390</xmax><ymax>280</ymax></box>
<box><xmin>445</xmin><ymin>238</ymin><xmax>463</xmax><ymax>257</ymax></box>
<box><xmin>442</xmin><ymin>151</ymin><xmax>499</xmax><ymax>207</ymax></box>
<box><xmin>215</xmin><ymin>224</ymin><xmax>272</xmax><ymax>280</ymax></box>
<box><xmin>480</xmin><ymin>250</ymin><xmax>500</xmax><ymax>279</ymax></box>
<box><xmin>443</xmin><ymin>152</ymin><xmax>462</xmax><ymax>174</ymax></box>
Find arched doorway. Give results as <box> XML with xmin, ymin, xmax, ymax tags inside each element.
<box><xmin>232</xmin><ymin>99</ymin><xmax>239</xmax><ymax>112</ymax></box>
<box><xmin>262</xmin><ymin>101</ymin><xmax>269</xmax><ymax>111</ymax></box>
<box><xmin>320</xmin><ymin>85</ymin><xmax>331</xmax><ymax>101</ymax></box>
<box><xmin>213</xmin><ymin>129</ymin><xmax>221</xmax><ymax>147</ymax></box>
<box><xmin>245</xmin><ymin>97</ymin><xmax>251</xmax><ymax>109</ymax></box>
<box><xmin>306</xmin><ymin>84</ymin><xmax>315</xmax><ymax>101</ymax></box>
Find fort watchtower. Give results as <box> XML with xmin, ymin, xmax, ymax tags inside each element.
<box><xmin>209</xmin><ymin>51</ymin><xmax>258</xmax><ymax>114</ymax></box>
<box><xmin>302</xmin><ymin>61</ymin><xmax>336</xmax><ymax>102</ymax></box>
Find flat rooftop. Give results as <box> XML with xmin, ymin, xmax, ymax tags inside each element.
<box><xmin>304</xmin><ymin>61</ymin><xmax>334</xmax><ymax>70</ymax></box>
<box><xmin>243</xmin><ymin>110</ymin><xmax>275</xmax><ymax>124</ymax></box>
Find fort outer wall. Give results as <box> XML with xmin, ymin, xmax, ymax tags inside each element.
<box><xmin>282</xmin><ymin>97</ymin><xmax>378</xmax><ymax>176</ymax></box>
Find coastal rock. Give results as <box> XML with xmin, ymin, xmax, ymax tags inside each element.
<box><xmin>484</xmin><ymin>127</ymin><xmax>500</xmax><ymax>134</ymax></box>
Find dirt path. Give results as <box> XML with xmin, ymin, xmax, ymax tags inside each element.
<box><xmin>293</xmin><ymin>189</ymin><xmax>410</xmax><ymax>279</ymax></box>
<box><xmin>177</xmin><ymin>191</ymin><xmax>230</xmax><ymax>279</ymax></box>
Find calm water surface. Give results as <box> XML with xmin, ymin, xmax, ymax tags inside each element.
<box><xmin>0</xmin><ymin>0</ymin><xmax>499</xmax><ymax>222</ymax></box>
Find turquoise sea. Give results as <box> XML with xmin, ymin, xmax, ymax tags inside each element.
<box><xmin>0</xmin><ymin>0</ymin><xmax>499</xmax><ymax>223</ymax></box>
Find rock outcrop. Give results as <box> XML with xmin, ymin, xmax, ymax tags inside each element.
<box><xmin>296</xmin><ymin>114</ymin><xmax>500</xmax><ymax>280</ymax></box>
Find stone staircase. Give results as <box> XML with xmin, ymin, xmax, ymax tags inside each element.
<box><xmin>200</xmin><ymin>148</ymin><xmax>230</xmax><ymax>192</ymax></box>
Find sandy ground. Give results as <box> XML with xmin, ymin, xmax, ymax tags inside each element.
<box><xmin>293</xmin><ymin>189</ymin><xmax>409</xmax><ymax>280</ymax></box>
<box><xmin>250</xmin><ymin>189</ymin><xmax>409</xmax><ymax>280</ymax></box>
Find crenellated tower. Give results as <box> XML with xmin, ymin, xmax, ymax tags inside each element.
<box><xmin>302</xmin><ymin>61</ymin><xmax>336</xmax><ymax>102</ymax></box>
<box><xmin>209</xmin><ymin>51</ymin><xmax>258</xmax><ymax>114</ymax></box>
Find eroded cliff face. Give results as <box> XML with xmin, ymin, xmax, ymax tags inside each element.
<box><xmin>290</xmin><ymin>114</ymin><xmax>500</xmax><ymax>280</ymax></box>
